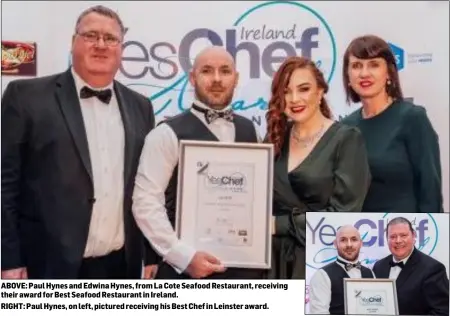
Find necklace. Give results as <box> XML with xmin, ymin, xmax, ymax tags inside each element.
<box><xmin>291</xmin><ymin>123</ymin><xmax>326</xmax><ymax>148</ymax></box>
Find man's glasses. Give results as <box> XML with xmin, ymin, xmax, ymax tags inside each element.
<box><xmin>77</xmin><ymin>31</ymin><xmax>121</xmax><ymax>47</ymax></box>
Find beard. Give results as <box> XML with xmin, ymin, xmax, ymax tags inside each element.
<box><xmin>337</xmin><ymin>247</ymin><xmax>360</xmax><ymax>262</ymax></box>
<box><xmin>195</xmin><ymin>85</ymin><xmax>234</xmax><ymax>110</ymax></box>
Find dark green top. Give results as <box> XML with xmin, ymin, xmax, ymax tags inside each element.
<box><xmin>342</xmin><ymin>100</ymin><xmax>443</xmax><ymax>213</ymax></box>
<box><xmin>267</xmin><ymin>122</ymin><xmax>371</xmax><ymax>279</ymax></box>
<box><xmin>273</xmin><ymin>122</ymin><xmax>371</xmax><ymax>215</ymax></box>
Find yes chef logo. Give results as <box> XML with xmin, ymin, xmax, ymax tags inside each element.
<box><xmin>358</xmin><ymin>293</ymin><xmax>384</xmax><ymax>306</ymax></box>
<box><xmin>198</xmin><ymin>162</ymin><xmax>247</xmax><ymax>193</ymax></box>
<box><xmin>205</xmin><ymin>173</ymin><xmax>246</xmax><ymax>189</ymax></box>
<box><xmin>118</xmin><ymin>1</ymin><xmax>336</xmax><ymax>124</ymax></box>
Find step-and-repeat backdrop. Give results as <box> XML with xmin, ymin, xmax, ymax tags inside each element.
<box><xmin>2</xmin><ymin>1</ymin><xmax>448</xmax><ymax>209</ymax></box>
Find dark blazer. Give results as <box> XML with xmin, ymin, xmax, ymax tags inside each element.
<box><xmin>373</xmin><ymin>247</ymin><xmax>449</xmax><ymax>315</ymax></box>
<box><xmin>1</xmin><ymin>69</ymin><xmax>159</xmax><ymax>278</ymax></box>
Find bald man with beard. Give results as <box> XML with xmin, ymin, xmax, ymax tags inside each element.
<box><xmin>132</xmin><ymin>46</ymin><xmax>263</xmax><ymax>279</ymax></box>
<box><xmin>308</xmin><ymin>225</ymin><xmax>375</xmax><ymax>315</ymax></box>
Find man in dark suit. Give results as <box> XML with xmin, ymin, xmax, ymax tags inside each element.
<box><xmin>1</xmin><ymin>5</ymin><xmax>159</xmax><ymax>279</ymax></box>
<box><xmin>373</xmin><ymin>217</ymin><xmax>449</xmax><ymax>315</ymax></box>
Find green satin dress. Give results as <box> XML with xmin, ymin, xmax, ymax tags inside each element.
<box><xmin>265</xmin><ymin>122</ymin><xmax>371</xmax><ymax>279</ymax></box>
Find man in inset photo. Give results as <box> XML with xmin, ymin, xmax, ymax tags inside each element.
<box><xmin>373</xmin><ymin>217</ymin><xmax>449</xmax><ymax>315</ymax></box>
<box><xmin>308</xmin><ymin>225</ymin><xmax>375</xmax><ymax>314</ymax></box>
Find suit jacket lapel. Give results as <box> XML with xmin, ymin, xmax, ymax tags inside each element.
<box><xmin>378</xmin><ymin>256</ymin><xmax>392</xmax><ymax>278</ymax></box>
<box><xmin>114</xmin><ymin>82</ymin><xmax>135</xmax><ymax>186</ymax></box>
<box><xmin>55</xmin><ymin>69</ymin><xmax>93</xmax><ymax>182</ymax></box>
<box><xmin>396</xmin><ymin>248</ymin><xmax>419</xmax><ymax>290</ymax></box>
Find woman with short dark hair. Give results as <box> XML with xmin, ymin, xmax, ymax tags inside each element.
<box><xmin>341</xmin><ymin>35</ymin><xmax>443</xmax><ymax>213</ymax></box>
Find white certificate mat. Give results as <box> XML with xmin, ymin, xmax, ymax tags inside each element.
<box><xmin>176</xmin><ymin>140</ymin><xmax>273</xmax><ymax>269</ymax></box>
<box><xmin>344</xmin><ymin>278</ymin><xmax>399</xmax><ymax>315</ymax></box>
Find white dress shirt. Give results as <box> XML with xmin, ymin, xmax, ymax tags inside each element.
<box><xmin>132</xmin><ymin>100</ymin><xmax>259</xmax><ymax>273</ymax></box>
<box><xmin>71</xmin><ymin>68</ymin><xmax>125</xmax><ymax>258</ymax></box>
<box><xmin>389</xmin><ymin>249</ymin><xmax>413</xmax><ymax>280</ymax></box>
<box><xmin>308</xmin><ymin>256</ymin><xmax>376</xmax><ymax>314</ymax></box>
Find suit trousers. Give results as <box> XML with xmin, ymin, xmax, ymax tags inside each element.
<box><xmin>78</xmin><ymin>248</ymin><xmax>127</xmax><ymax>279</ymax></box>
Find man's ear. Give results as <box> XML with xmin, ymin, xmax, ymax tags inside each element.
<box><xmin>189</xmin><ymin>71</ymin><xmax>195</xmax><ymax>87</ymax></box>
<box><xmin>71</xmin><ymin>35</ymin><xmax>76</xmax><ymax>52</ymax></box>
<box><xmin>234</xmin><ymin>71</ymin><xmax>240</xmax><ymax>89</ymax></box>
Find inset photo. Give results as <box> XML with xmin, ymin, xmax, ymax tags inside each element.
<box><xmin>304</xmin><ymin>212</ymin><xmax>449</xmax><ymax>315</ymax></box>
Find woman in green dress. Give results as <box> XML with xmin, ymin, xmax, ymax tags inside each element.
<box><xmin>341</xmin><ymin>35</ymin><xmax>443</xmax><ymax>213</ymax></box>
<box><xmin>264</xmin><ymin>56</ymin><xmax>371</xmax><ymax>279</ymax></box>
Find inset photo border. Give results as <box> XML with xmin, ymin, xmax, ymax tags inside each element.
<box><xmin>304</xmin><ymin>212</ymin><xmax>449</xmax><ymax>315</ymax></box>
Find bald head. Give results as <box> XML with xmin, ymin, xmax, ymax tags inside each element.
<box><xmin>189</xmin><ymin>46</ymin><xmax>239</xmax><ymax>110</ymax></box>
<box><xmin>192</xmin><ymin>46</ymin><xmax>235</xmax><ymax>72</ymax></box>
<box><xmin>336</xmin><ymin>225</ymin><xmax>361</xmax><ymax>240</ymax></box>
<box><xmin>334</xmin><ymin>225</ymin><xmax>363</xmax><ymax>262</ymax></box>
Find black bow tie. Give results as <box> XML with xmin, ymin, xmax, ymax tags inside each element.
<box><xmin>389</xmin><ymin>260</ymin><xmax>405</xmax><ymax>269</ymax></box>
<box><xmin>80</xmin><ymin>86</ymin><xmax>112</xmax><ymax>104</ymax></box>
<box><xmin>192</xmin><ymin>104</ymin><xmax>233</xmax><ymax>124</ymax></box>
<box><xmin>337</xmin><ymin>258</ymin><xmax>361</xmax><ymax>271</ymax></box>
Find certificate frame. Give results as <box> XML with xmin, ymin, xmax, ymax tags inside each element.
<box><xmin>175</xmin><ymin>140</ymin><xmax>274</xmax><ymax>269</ymax></box>
<box><xmin>344</xmin><ymin>278</ymin><xmax>399</xmax><ymax>315</ymax></box>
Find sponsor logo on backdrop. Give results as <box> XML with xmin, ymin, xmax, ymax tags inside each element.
<box><xmin>1</xmin><ymin>41</ymin><xmax>37</xmax><ymax>76</ymax></box>
<box><xmin>119</xmin><ymin>1</ymin><xmax>336</xmax><ymax>124</ymax></box>
<box><xmin>306</xmin><ymin>213</ymin><xmax>439</xmax><ymax>270</ymax></box>
<box><xmin>408</xmin><ymin>53</ymin><xmax>433</xmax><ymax>64</ymax></box>
<box><xmin>388</xmin><ymin>43</ymin><xmax>405</xmax><ymax>71</ymax></box>
<box><xmin>388</xmin><ymin>42</ymin><xmax>433</xmax><ymax>71</ymax></box>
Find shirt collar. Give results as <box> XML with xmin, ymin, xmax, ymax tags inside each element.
<box><xmin>71</xmin><ymin>67</ymin><xmax>114</xmax><ymax>94</ymax></box>
<box><xmin>337</xmin><ymin>255</ymin><xmax>360</xmax><ymax>265</ymax></box>
<box><xmin>392</xmin><ymin>247</ymin><xmax>414</xmax><ymax>264</ymax></box>
<box><xmin>192</xmin><ymin>98</ymin><xmax>232</xmax><ymax>113</ymax></box>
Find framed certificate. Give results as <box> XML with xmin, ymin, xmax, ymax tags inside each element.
<box><xmin>175</xmin><ymin>140</ymin><xmax>274</xmax><ymax>269</ymax></box>
<box><xmin>344</xmin><ymin>278</ymin><xmax>399</xmax><ymax>315</ymax></box>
